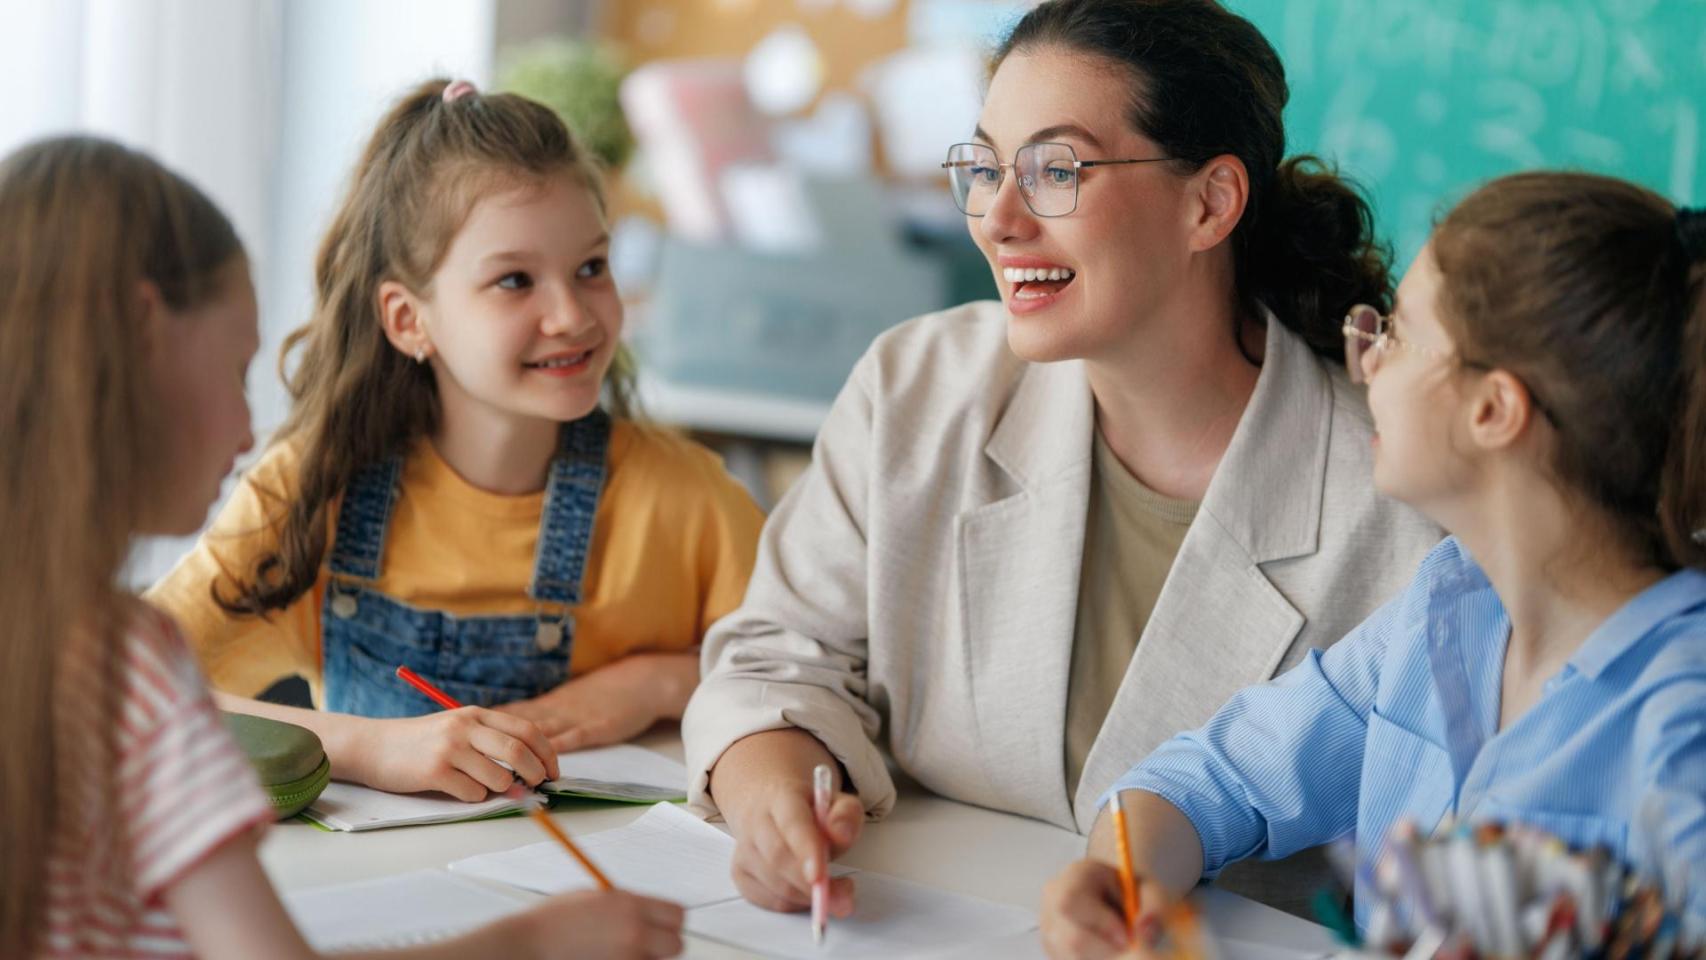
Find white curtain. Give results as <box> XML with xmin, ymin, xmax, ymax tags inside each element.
<box><xmin>0</xmin><ymin>0</ymin><xmax>284</xmax><ymax>295</ymax></box>
<box><xmin>0</xmin><ymin>0</ymin><xmax>498</xmax><ymax>586</ymax></box>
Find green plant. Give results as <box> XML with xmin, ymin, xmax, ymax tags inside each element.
<box><xmin>498</xmin><ymin>39</ymin><xmax>634</xmax><ymax>171</ymax></box>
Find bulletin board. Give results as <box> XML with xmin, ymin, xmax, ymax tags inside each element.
<box><xmin>603</xmin><ymin>0</ymin><xmax>911</xmax><ymax>109</ymax></box>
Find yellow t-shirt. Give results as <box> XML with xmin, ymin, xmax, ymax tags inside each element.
<box><xmin>145</xmin><ymin>420</ymin><xmax>765</xmax><ymax>706</ymax></box>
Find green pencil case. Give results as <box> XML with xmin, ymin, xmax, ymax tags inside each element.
<box><xmin>221</xmin><ymin>712</ymin><xmax>332</xmax><ymax>820</ymax></box>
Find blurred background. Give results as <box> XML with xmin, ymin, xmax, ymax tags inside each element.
<box><xmin>0</xmin><ymin>0</ymin><xmax>1699</xmax><ymax>587</ymax></box>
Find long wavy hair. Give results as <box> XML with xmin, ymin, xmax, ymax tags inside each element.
<box><xmin>0</xmin><ymin>136</ymin><xmax>244</xmax><ymax>958</ymax></box>
<box><xmin>221</xmin><ymin>79</ymin><xmax>634</xmax><ymax>617</ymax></box>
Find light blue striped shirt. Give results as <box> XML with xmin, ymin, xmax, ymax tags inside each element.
<box><xmin>1103</xmin><ymin>537</ymin><xmax>1706</xmax><ymax>927</ymax></box>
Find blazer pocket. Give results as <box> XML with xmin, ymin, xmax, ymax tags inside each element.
<box><xmin>1358</xmin><ymin>709</ymin><xmax>1456</xmax><ymax>852</ymax></box>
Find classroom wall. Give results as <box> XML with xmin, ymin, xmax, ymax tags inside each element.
<box><xmin>1230</xmin><ymin>0</ymin><xmax>1706</xmax><ymax>263</ymax></box>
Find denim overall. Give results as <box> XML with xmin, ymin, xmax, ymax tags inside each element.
<box><xmin>321</xmin><ymin>413</ymin><xmax>610</xmax><ymax>717</ymax></box>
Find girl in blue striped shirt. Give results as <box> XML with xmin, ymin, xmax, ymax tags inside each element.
<box><xmin>1040</xmin><ymin>171</ymin><xmax>1706</xmax><ymax>958</ymax></box>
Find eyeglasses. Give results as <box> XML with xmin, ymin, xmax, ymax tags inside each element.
<box><xmin>1343</xmin><ymin>304</ymin><xmax>1560</xmax><ymax>424</ymax></box>
<box><xmin>941</xmin><ymin>141</ymin><xmax>1175</xmax><ymax>218</ymax></box>
<box><xmin>1340</xmin><ymin>304</ymin><xmax>1456</xmax><ymax>385</ymax></box>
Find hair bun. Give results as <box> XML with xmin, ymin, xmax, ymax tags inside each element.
<box><xmin>1678</xmin><ymin>206</ymin><xmax>1706</xmax><ymax>262</ymax></box>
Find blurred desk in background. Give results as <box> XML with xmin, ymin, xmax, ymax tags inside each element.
<box><xmin>636</xmin><ymin>370</ymin><xmax>830</xmax><ymax>446</ymax></box>
<box><xmin>636</xmin><ymin>371</ymin><xmax>825</xmax><ymax>510</ymax></box>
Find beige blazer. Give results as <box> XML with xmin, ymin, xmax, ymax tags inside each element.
<box><xmin>685</xmin><ymin>301</ymin><xmax>1439</xmax><ymax>897</ymax></box>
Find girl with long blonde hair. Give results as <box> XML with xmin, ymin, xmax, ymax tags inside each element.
<box><xmin>0</xmin><ymin>135</ymin><xmax>684</xmax><ymax>959</ymax></box>
<box><xmin>148</xmin><ymin>80</ymin><xmax>763</xmax><ymax>800</ymax></box>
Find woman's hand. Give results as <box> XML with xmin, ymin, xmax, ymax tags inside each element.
<box><xmin>726</xmin><ymin>769</ymin><xmax>863</xmax><ymax>915</ymax></box>
<box><xmin>710</xmin><ymin>729</ymin><xmax>864</xmax><ymax>916</ymax></box>
<box><xmin>1040</xmin><ymin>859</ymin><xmax>1172</xmax><ymax>960</ymax></box>
<box><xmin>496</xmin><ymin>651</ymin><xmax>698</xmax><ymax>753</ymax></box>
<box><xmin>346</xmin><ymin>707</ymin><xmax>560</xmax><ymax>802</ymax></box>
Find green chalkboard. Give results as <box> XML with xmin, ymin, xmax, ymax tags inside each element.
<box><xmin>1227</xmin><ymin>0</ymin><xmax>1706</xmax><ymax>264</ymax></box>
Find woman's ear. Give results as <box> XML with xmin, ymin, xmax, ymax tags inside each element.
<box><xmin>377</xmin><ymin>280</ymin><xmax>433</xmax><ymax>363</ymax></box>
<box><xmin>1187</xmin><ymin>155</ymin><xmax>1250</xmax><ymax>253</ymax></box>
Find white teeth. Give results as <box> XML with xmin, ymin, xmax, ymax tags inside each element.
<box><xmin>530</xmin><ymin>352</ymin><xmax>588</xmax><ymax>369</ymax></box>
<box><xmin>1002</xmin><ymin>266</ymin><xmax>1075</xmax><ymax>284</ymax></box>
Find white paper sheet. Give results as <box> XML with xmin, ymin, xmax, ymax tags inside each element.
<box><xmin>282</xmin><ymin>869</ymin><xmax>527</xmax><ymax>950</ymax></box>
<box><xmin>687</xmin><ymin>871</ymin><xmax>1037</xmax><ymax>959</ymax></box>
<box><xmin>452</xmin><ymin>802</ymin><xmax>1039</xmax><ymax>958</ymax></box>
<box><xmin>907</xmin><ymin>931</ymin><xmax>1046</xmax><ymax>959</ymax></box>
<box><xmin>449</xmin><ymin>802</ymin><xmax>743</xmax><ymax>907</ymax></box>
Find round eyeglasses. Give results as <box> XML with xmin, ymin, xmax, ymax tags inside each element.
<box><xmin>1341</xmin><ymin>304</ymin><xmax>1454</xmax><ymax>384</ymax></box>
<box><xmin>941</xmin><ymin>141</ymin><xmax>1174</xmax><ymax>218</ymax></box>
<box><xmin>1342</xmin><ymin>304</ymin><xmax>1557</xmax><ymax>423</ymax></box>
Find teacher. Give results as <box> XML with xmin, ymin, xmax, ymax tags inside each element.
<box><xmin>683</xmin><ymin>0</ymin><xmax>1440</xmax><ymax>917</ymax></box>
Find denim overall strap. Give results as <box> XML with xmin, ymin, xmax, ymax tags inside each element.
<box><xmin>322</xmin><ymin>425</ymin><xmax>609</xmax><ymax>718</ymax></box>
<box><xmin>530</xmin><ymin>410</ymin><xmax>612</xmax><ymax>605</ymax></box>
<box><xmin>328</xmin><ymin>457</ymin><xmax>405</xmax><ymax>580</ymax></box>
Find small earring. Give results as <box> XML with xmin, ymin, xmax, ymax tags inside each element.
<box><xmin>414</xmin><ymin>346</ymin><xmax>426</xmax><ymax>364</ymax></box>
<box><xmin>1692</xmin><ymin>528</ymin><xmax>1706</xmax><ymax>546</ymax></box>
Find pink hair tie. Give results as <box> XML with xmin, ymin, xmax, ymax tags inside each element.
<box><xmin>442</xmin><ymin>80</ymin><xmax>477</xmax><ymax>103</ymax></box>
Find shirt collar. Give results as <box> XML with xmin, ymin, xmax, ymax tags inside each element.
<box><xmin>1569</xmin><ymin>568</ymin><xmax>1706</xmax><ymax>679</ymax></box>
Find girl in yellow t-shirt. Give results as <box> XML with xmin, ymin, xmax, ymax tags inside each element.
<box><xmin>148</xmin><ymin>79</ymin><xmax>764</xmax><ymax>802</ymax></box>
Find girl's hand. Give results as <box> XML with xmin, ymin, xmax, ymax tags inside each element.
<box><xmin>722</xmin><ymin>768</ymin><xmax>863</xmax><ymax>916</ymax></box>
<box><xmin>511</xmin><ymin>889</ymin><xmax>685</xmax><ymax>960</ymax></box>
<box><xmin>349</xmin><ymin>707</ymin><xmax>560</xmax><ymax>802</ymax></box>
<box><xmin>497</xmin><ymin>652</ymin><xmax>697</xmax><ymax>753</ymax></box>
<box><xmin>1039</xmin><ymin>859</ymin><xmax>1171</xmax><ymax>960</ymax></box>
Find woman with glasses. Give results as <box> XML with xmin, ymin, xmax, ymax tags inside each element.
<box><xmin>683</xmin><ymin>0</ymin><xmax>1440</xmax><ymax>920</ymax></box>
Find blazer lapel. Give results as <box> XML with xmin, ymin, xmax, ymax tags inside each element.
<box><xmin>959</xmin><ymin>358</ymin><xmax>1093</xmax><ymax>829</ymax></box>
<box><xmin>1073</xmin><ymin>317</ymin><xmax>1336</xmax><ymax>830</ymax></box>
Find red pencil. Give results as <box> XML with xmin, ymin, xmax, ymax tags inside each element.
<box><xmin>392</xmin><ymin>666</ymin><xmax>614</xmax><ymax>892</ymax></box>
<box><xmin>394</xmin><ymin>665</ymin><xmax>526</xmax><ymax>794</ymax></box>
<box><xmin>395</xmin><ymin>665</ymin><xmax>463</xmax><ymax>711</ymax></box>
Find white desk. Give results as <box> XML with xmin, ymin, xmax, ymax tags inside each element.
<box><xmin>261</xmin><ymin>732</ymin><xmax>1336</xmax><ymax>959</ymax></box>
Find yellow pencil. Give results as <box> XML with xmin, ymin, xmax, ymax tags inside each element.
<box><xmin>528</xmin><ymin>806</ymin><xmax>615</xmax><ymax>891</ymax></box>
<box><xmin>1108</xmin><ymin>793</ymin><xmax>1141</xmax><ymax>940</ymax></box>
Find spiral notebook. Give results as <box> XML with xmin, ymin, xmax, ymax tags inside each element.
<box><xmin>283</xmin><ymin>869</ymin><xmax>529</xmax><ymax>950</ymax></box>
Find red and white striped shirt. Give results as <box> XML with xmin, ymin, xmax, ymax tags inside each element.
<box><xmin>38</xmin><ymin>603</ymin><xmax>272</xmax><ymax>958</ymax></box>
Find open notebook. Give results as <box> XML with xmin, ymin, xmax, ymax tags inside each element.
<box><xmin>449</xmin><ymin>803</ymin><xmax>1040</xmax><ymax>959</ymax></box>
<box><xmin>303</xmin><ymin>744</ymin><xmax>688</xmax><ymax>832</ymax></box>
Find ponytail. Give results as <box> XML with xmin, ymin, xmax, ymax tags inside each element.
<box><xmin>1432</xmin><ymin>176</ymin><xmax>1706</xmax><ymax>572</ymax></box>
<box><xmin>1659</xmin><ymin>211</ymin><xmax>1706</xmax><ymax>569</ymax></box>
<box><xmin>1241</xmin><ymin>156</ymin><xmax>1392</xmax><ymax>360</ymax></box>
<box><xmin>222</xmin><ymin>78</ymin><xmax>618</xmax><ymax>616</ymax></box>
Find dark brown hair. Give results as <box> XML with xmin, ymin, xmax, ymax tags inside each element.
<box><xmin>223</xmin><ymin>78</ymin><xmax>634</xmax><ymax>616</ymax></box>
<box><xmin>1432</xmin><ymin>171</ymin><xmax>1706</xmax><ymax>570</ymax></box>
<box><xmin>994</xmin><ymin>0</ymin><xmax>1393</xmax><ymax>360</ymax></box>
<box><xmin>0</xmin><ymin>136</ymin><xmax>243</xmax><ymax>958</ymax></box>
